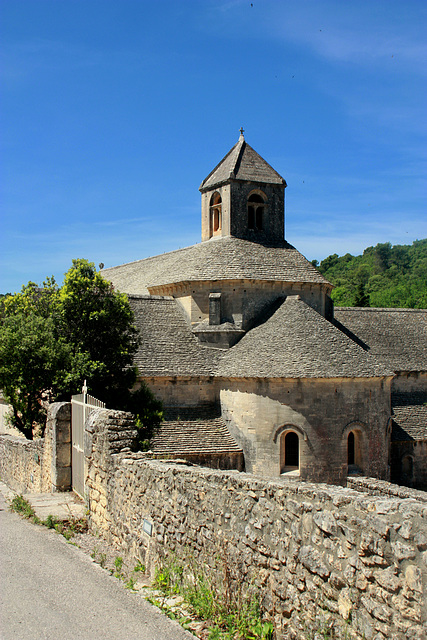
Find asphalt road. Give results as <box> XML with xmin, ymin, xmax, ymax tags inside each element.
<box><xmin>0</xmin><ymin>491</ymin><xmax>195</xmax><ymax>640</ymax></box>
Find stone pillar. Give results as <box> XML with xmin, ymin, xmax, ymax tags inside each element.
<box><xmin>47</xmin><ymin>402</ymin><xmax>72</xmax><ymax>492</ymax></box>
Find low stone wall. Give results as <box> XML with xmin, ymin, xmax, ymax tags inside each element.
<box><xmin>0</xmin><ymin>402</ymin><xmax>71</xmax><ymax>493</ymax></box>
<box><xmin>0</xmin><ymin>397</ymin><xmax>12</xmax><ymax>433</ymax></box>
<box><xmin>86</xmin><ymin>409</ymin><xmax>427</xmax><ymax>640</ymax></box>
<box><xmin>0</xmin><ymin>435</ymin><xmax>50</xmax><ymax>493</ymax></box>
<box><xmin>348</xmin><ymin>475</ymin><xmax>427</xmax><ymax>503</ymax></box>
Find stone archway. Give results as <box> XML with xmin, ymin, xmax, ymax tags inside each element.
<box><xmin>342</xmin><ymin>422</ymin><xmax>367</xmax><ymax>475</ymax></box>
<box><xmin>279</xmin><ymin>429</ymin><xmax>300</xmax><ymax>474</ymax></box>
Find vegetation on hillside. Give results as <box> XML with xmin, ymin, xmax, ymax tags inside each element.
<box><xmin>313</xmin><ymin>239</ymin><xmax>427</xmax><ymax>308</ymax></box>
<box><xmin>0</xmin><ymin>259</ymin><xmax>161</xmax><ymax>439</ymax></box>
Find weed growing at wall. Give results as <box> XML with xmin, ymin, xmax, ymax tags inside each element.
<box><xmin>112</xmin><ymin>556</ymin><xmax>124</xmax><ymax>579</ymax></box>
<box><xmin>151</xmin><ymin>549</ymin><xmax>275</xmax><ymax>640</ymax></box>
<box><xmin>9</xmin><ymin>494</ymin><xmax>87</xmax><ymax>540</ymax></box>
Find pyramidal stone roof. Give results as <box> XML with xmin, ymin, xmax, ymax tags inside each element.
<box><xmin>103</xmin><ymin>236</ymin><xmax>330</xmax><ymax>294</ymax></box>
<box><xmin>334</xmin><ymin>307</ymin><xmax>427</xmax><ymax>373</ymax></box>
<box><xmin>199</xmin><ymin>132</ymin><xmax>286</xmax><ymax>191</ymax></box>
<box><xmin>217</xmin><ymin>296</ymin><xmax>394</xmax><ymax>379</ymax></box>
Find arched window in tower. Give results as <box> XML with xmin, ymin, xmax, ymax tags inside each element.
<box><xmin>210</xmin><ymin>192</ymin><xmax>222</xmax><ymax>237</ymax></box>
<box><xmin>247</xmin><ymin>193</ymin><xmax>266</xmax><ymax>231</ymax></box>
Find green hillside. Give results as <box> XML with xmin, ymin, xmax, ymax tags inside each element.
<box><xmin>314</xmin><ymin>239</ymin><xmax>427</xmax><ymax>308</ymax></box>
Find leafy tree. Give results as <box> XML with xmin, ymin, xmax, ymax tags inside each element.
<box><xmin>319</xmin><ymin>253</ymin><xmax>339</xmax><ymax>272</ymax></box>
<box><xmin>0</xmin><ymin>259</ymin><xmax>161</xmax><ymax>440</ymax></box>
<box><xmin>125</xmin><ymin>383</ymin><xmax>163</xmax><ymax>450</ymax></box>
<box><xmin>374</xmin><ymin>242</ymin><xmax>392</xmax><ymax>272</ymax></box>
<box><xmin>316</xmin><ymin>239</ymin><xmax>427</xmax><ymax>308</ymax></box>
<box><xmin>0</xmin><ymin>312</ymin><xmax>71</xmax><ymax>439</ymax></box>
<box><xmin>55</xmin><ymin>259</ymin><xmax>139</xmax><ymax>404</ymax></box>
<box><xmin>353</xmin><ymin>282</ymin><xmax>370</xmax><ymax>307</ymax></box>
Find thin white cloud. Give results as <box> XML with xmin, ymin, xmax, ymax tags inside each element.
<box><xmin>213</xmin><ymin>0</ymin><xmax>248</xmax><ymax>11</ymax></box>
<box><xmin>266</xmin><ymin>2</ymin><xmax>427</xmax><ymax>74</ymax></box>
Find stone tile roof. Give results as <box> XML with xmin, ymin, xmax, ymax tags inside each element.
<box><xmin>391</xmin><ymin>392</ymin><xmax>427</xmax><ymax>441</ymax></box>
<box><xmin>333</xmin><ymin>308</ymin><xmax>427</xmax><ymax>372</ymax></box>
<box><xmin>103</xmin><ymin>236</ymin><xmax>330</xmax><ymax>294</ymax></box>
<box><xmin>128</xmin><ymin>295</ymin><xmax>219</xmax><ymax>377</ymax></box>
<box><xmin>217</xmin><ymin>296</ymin><xmax>394</xmax><ymax>379</ymax></box>
<box><xmin>199</xmin><ymin>135</ymin><xmax>286</xmax><ymax>191</ymax></box>
<box><xmin>150</xmin><ymin>406</ymin><xmax>243</xmax><ymax>455</ymax></box>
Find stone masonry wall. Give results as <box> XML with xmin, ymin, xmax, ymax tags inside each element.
<box><xmin>0</xmin><ymin>435</ymin><xmax>50</xmax><ymax>493</ymax></box>
<box><xmin>85</xmin><ymin>409</ymin><xmax>426</xmax><ymax>640</ymax></box>
<box><xmin>0</xmin><ymin>402</ymin><xmax>71</xmax><ymax>493</ymax></box>
<box><xmin>221</xmin><ymin>377</ymin><xmax>390</xmax><ymax>485</ymax></box>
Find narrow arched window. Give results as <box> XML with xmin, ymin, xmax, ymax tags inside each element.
<box><xmin>285</xmin><ymin>432</ymin><xmax>299</xmax><ymax>467</ymax></box>
<box><xmin>247</xmin><ymin>193</ymin><xmax>266</xmax><ymax>231</ymax></box>
<box><xmin>280</xmin><ymin>430</ymin><xmax>299</xmax><ymax>473</ymax></box>
<box><xmin>348</xmin><ymin>432</ymin><xmax>355</xmax><ymax>465</ymax></box>
<box><xmin>210</xmin><ymin>192</ymin><xmax>222</xmax><ymax>236</ymax></box>
<box><xmin>345</xmin><ymin>427</ymin><xmax>364</xmax><ymax>475</ymax></box>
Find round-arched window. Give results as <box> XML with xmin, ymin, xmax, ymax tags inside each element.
<box><xmin>345</xmin><ymin>427</ymin><xmax>364</xmax><ymax>474</ymax></box>
<box><xmin>348</xmin><ymin>432</ymin><xmax>355</xmax><ymax>465</ymax></box>
<box><xmin>210</xmin><ymin>192</ymin><xmax>222</xmax><ymax>236</ymax></box>
<box><xmin>280</xmin><ymin>430</ymin><xmax>299</xmax><ymax>473</ymax></box>
<box><xmin>247</xmin><ymin>193</ymin><xmax>266</xmax><ymax>231</ymax></box>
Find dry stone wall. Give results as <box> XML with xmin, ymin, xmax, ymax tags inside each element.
<box><xmin>0</xmin><ymin>402</ymin><xmax>71</xmax><ymax>493</ymax></box>
<box><xmin>0</xmin><ymin>435</ymin><xmax>50</xmax><ymax>493</ymax></box>
<box><xmin>85</xmin><ymin>410</ymin><xmax>427</xmax><ymax>640</ymax></box>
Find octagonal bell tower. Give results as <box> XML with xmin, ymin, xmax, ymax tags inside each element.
<box><xmin>199</xmin><ymin>129</ymin><xmax>287</xmax><ymax>245</ymax></box>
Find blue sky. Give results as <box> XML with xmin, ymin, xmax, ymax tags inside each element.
<box><xmin>1</xmin><ymin>0</ymin><xmax>426</xmax><ymax>293</ymax></box>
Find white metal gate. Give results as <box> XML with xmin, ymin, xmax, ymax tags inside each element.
<box><xmin>71</xmin><ymin>381</ymin><xmax>105</xmax><ymax>498</ymax></box>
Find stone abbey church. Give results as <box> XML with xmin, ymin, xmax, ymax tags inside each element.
<box><xmin>104</xmin><ymin>132</ymin><xmax>427</xmax><ymax>488</ymax></box>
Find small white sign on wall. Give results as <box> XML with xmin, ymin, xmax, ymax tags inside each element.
<box><xmin>143</xmin><ymin>519</ymin><xmax>153</xmax><ymax>536</ymax></box>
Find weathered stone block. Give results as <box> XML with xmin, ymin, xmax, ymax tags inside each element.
<box><xmin>52</xmin><ymin>467</ymin><xmax>71</xmax><ymax>491</ymax></box>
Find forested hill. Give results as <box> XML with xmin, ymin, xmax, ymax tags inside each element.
<box><xmin>313</xmin><ymin>239</ymin><xmax>427</xmax><ymax>308</ymax></box>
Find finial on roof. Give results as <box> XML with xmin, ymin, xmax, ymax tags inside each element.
<box><xmin>239</xmin><ymin>127</ymin><xmax>245</xmax><ymax>140</ymax></box>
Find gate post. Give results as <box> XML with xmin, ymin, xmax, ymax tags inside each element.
<box><xmin>47</xmin><ymin>402</ymin><xmax>72</xmax><ymax>492</ymax></box>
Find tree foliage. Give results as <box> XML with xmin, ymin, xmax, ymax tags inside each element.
<box><xmin>316</xmin><ymin>239</ymin><xmax>427</xmax><ymax>308</ymax></box>
<box><xmin>57</xmin><ymin>259</ymin><xmax>139</xmax><ymax>404</ymax></box>
<box><xmin>0</xmin><ymin>259</ymin><xmax>161</xmax><ymax>439</ymax></box>
<box><xmin>0</xmin><ymin>313</ymin><xmax>71</xmax><ymax>439</ymax></box>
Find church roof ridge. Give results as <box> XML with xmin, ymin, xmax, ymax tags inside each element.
<box><xmin>335</xmin><ymin>307</ymin><xmax>427</xmax><ymax>314</ymax></box>
<box><xmin>103</xmin><ymin>235</ymin><xmax>331</xmax><ymax>294</ymax></box>
<box><xmin>199</xmin><ymin>133</ymin><xmax>286</xmax><ymax>192</ymax></box>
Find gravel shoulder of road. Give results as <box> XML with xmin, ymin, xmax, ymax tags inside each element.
<box><xmin>71</xmin><ymin>529</ymin><xmax>210</xmax><ymax>638</ymax></box>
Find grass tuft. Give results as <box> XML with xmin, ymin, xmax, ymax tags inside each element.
<box><xmin>9</xmin><ymin>494</ymin><xmax>41</xmax><ymax>524</ymax></box>
<box><xmin>9</xmin><ymin>494</ymin><xmax>87</xmax><ymax>540</ymax></box>
<box><xmin>152</xmin><ymin>549</ymin><xmax>275</xmax><ymax>640</ymax></box>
